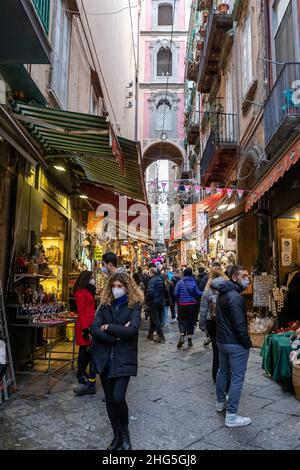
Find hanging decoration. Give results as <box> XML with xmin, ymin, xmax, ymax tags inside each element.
<box><xmin>146</xmin><ymin>180</ymin><xmax>250</xmax><ymax>205</ymax></box>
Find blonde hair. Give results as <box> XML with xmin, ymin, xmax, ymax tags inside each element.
<box><xmin>205</xmin><ymin>266</ymin><xmax>228</xmax><ymax>291</ymax></box>
<box><xmin>101</xmin><ymin>272</ymin><xmax>144</xmax><ymax>308</ymax></box>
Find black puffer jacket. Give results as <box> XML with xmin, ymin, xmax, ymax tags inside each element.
<box><xmin>146</xmin><ymin>274</ymin><xmax>165</xmax><ymax>305</ymax></box>
<box><xmin>90</xmin><ymin>301</ymin><xmax>141</xmax><ymax>378</ymax></box>
<box><xmin>211</xmin><ymin>278</ymin><xmax>252</xmax><ymax>349</ymax></box>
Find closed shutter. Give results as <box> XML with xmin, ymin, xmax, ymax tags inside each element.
<box><xmin>157</xmin><ymin>47</ymin><xmax>172</xmax><ymax>76</ymax></box>
<box><xmin>158</xmin><ymin>4</ymin><xmax>173</xmax><ymax>26</ymax></box>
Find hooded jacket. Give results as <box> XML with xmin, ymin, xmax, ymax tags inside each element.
<box><xmin>175</xmin><ymin>276</ymin><xmax>202</xmax><ymax>305</ymax></box>
<box><xmin>211</xmin><ymin>278</ymin><xmax>252</xmax><ymax>349</ymax></box>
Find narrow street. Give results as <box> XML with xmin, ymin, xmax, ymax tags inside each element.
<box><xmin>1</xmin><ymin>321</ymin><xmax>299</xmax><ymax>451</ymax></box>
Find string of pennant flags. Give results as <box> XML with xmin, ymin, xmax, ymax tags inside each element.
<box><xmin>147</xmin><ymin>181</ymin><xmax>249</xmax><ymax>199</ymax></box>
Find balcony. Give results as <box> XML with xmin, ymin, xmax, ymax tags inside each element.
<box><xmin>201</xmin><ymin>112</ymin><xmax>237</xmax><ymax>185</ymax></box>
<box><xmin>0</xmin><ymin>0</ymin><xmax>51</xmax><ymax>64</ymax></box>
<box><xmin>197</xmin><ymin>4</ymin><xmax>234</xmax><ymax>94</ymax></box>
<box><xmin>264</xmin><ymin>63</ymin><xmax>300</xmax><ymax>156</ymax></box>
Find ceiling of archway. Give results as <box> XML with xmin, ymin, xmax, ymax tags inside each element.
<box><xmin>142</xmin><ymin>141</ymin><xmax>183</xmax><ymax>170</ymax></box>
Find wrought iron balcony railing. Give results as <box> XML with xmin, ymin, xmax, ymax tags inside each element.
<box><xmin>201</xmin><ymin>112</ymin><xmax>237</xmax><ymax>178</ymax></box>
<box><xmin>264</xmin><ymin>63</ymin><xmax>300</xmax><ymax>149</ymax></box>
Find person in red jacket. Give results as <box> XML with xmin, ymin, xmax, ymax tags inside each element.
<box><xmin>73</xmin><ymin>271</ymin><xmax>96</xmax><ymax>386</ymax></box>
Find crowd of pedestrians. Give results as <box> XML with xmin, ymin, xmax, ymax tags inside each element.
<box><xmin>72</xmin><ymin>251</ymin><xmax>253</xmax><ymax>450</ymax></box>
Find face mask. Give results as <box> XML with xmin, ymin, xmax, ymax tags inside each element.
<box><xmin>112</xmin><ymin>287</ymin><xmax>126</xmax><ymax>299</ymax></box>
<box><xmin>89</xmin><ymin>279</ymin><xmax>96</xmax><ymax>286</ymax></box>
<box><xmin>101</xmin><ymin>267</ymin><xmax>108</xmax><ymax>274</ymax></box>
<box><xmin>240</xmin><ymin>278</ymin><xmax>250</xmax><ymax>290</ymax></box>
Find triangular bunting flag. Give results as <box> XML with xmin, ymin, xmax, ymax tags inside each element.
<box><xmin>184</xmin><ymin>185</ymin><xmax>190</xmax><ymax>191</ymax></box>
<box><xmin>237</xmin><ymin>189</ymin><xmax>244</xmax><ymax>198</ymax></box>
<box><xmin>216</xmin><ymin>188</ymin><xmax>222</xmax><ymax>194</ymax></box>
<box><xmin>195</xmin><ymin>185</ymin><xmax>200</xmax><ymax>193</ymax></box>
<box><xmin>174</xmin><ymin>183</ymin><xmax>178</xmax><ymax>190</ymax></box>
<box><xmin>226</xmin><ymin>188</ymin><xmax>233</xmax><ymax>197</ymax></box>
<box><xmin>161</xmin><ymin>182</ymin><xmax>167</xmax><ymax>189</ymax></box>
<box><xmin>205</xmin><ymin>187</ymin><xmax>211</xmax><ymax>194</ymax></box>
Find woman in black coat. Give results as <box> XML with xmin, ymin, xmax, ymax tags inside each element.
<box><xmin>90</xmin><ymin>272</ymin><xmax>143</xmax><ymax>451</ymax></box>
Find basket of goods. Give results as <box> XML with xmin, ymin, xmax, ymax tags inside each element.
<box><xmin>249</xmin><ymin>316</ymin><xmax>274</xmax><ymax>349</ymax></box>
<box><xmin>289</xmin><ymin>327</ymin><xmax>300</xmax><ymax>400</ymax></box>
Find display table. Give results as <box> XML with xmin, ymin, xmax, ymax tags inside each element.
<box><xmin>260</xmin><ymin>332</ymin><xmax>292</xmax><ymax>382</ymax></box>
<box><xmin>10</xmin><ymin>319</ymin><xmax>77</xmax><ymax>394</ymax></box>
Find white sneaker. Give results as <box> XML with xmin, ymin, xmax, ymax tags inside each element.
<box><xmin>169</xmin><ymin>318</ymin><xmax>177</xmax><ymax>323</ymax></box>
<box><xmin>216</xmin><ymin>401</ymin><xmax>226</xmax><ymax>412</ymax></box>
<box><xmin>225</xmin><ymin>413</ymin><xmax>252</xmax><ymax>428</ymax></box>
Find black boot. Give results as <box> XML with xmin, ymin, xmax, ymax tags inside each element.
<box><xmin>106</xmin><ymin>427</ymin><xmax>121</xmax><ymax>451</ymax></box>
<box><xmin>177</xmin><ymin>335</ymin><xmax>184</xmax><ymax>349</ymax></box>
<box><xmin>116</xmin><ymin>425</ymin><xmax>132</xmax><ymax>450</ymax></box>
<box><xmin>147</xmin><ymin>333</ymin><xmax>154</xmax><ymax>340</ymax></box>
<box><xmin>73</xmin><ymin>381</ymin><xmax>96</xmax><ymax>396</ymax></box>
<box><xmin>188</xmin><ymin>338</ymin><xmax>193</xmax><ymax>348</ymax></box>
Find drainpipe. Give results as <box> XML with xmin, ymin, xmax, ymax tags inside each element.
<box><xmin>135</xmin><ymin>1</ymin><xmax>141</xmax><ymax>142</ymax></box>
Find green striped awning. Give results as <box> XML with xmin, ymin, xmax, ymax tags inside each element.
<box><xmin>12</xmin><ymin>102</ymin><xmax>146</xmax><ymax>202</ymax></box>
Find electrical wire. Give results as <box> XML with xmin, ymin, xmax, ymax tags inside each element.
<box><xmin>160</xmin><ymin>0</ymin><xmax>177</xmax><ymax>140</ymax></box>
<box><xmin>128</xmin><ymin>0</ymin><xmax>138</xmax><ymax>77</ymax></box>
<box><xmin>64</xmin><ymin>0</ymin><xmax>145</xmax><ymax>16</ymax></box>
<box><xmin>80</xmin><ymin>1</ymin><xmax>118</xmax><ymax>123</ymax></box>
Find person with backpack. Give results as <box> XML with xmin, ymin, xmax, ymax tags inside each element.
<box><xmin>175</xmin><ymin>267</ymin><xmax>202</xmax><ymax>349</ymax></box>
<box><xmin>199</xmin><ymin>266</ymin><xmax>228</xmax><ymax>382</ymax></box>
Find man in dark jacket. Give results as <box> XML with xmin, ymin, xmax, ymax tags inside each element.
<box><xmin>211</xmin><ymin>265</ymin><xmax>252</xmax><ymax>428</ymax></box>
<box><xmin>146</xmin><ymin>267</ymin><xmax>166</xmax><ymax>343</ymax></box>
<box><xmin>197</xmin><ymin>267</ymin><xmax>209</xmax><ymax>292</ymax></box>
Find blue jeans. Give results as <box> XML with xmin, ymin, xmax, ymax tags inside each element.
<box><xmin>216</xmin><ymin>342</ymin><xmax>250</xmax><ymax>414</ymax></box>
<box><xmin>163</xmin><ymin>306</ymin><xmax>169</xmax><ymax>325</ymax></box>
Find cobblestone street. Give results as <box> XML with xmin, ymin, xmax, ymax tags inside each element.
<box><xmin>1</xmin><ymin>320</ymin><xmax>300</xmax><ymax>451</ymax></box>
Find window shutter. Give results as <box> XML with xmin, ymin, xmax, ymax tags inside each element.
<box><xmin>158</xmin><ymin>4</ymin><xmax>173</xmax><ymax>26</ymax></box>
<box><xmin>157</xmin><ymin>47</ymin><xmax>172</xmax><ymax>76</ymax></box>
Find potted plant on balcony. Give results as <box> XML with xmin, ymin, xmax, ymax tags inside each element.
<box><xmin>197</xmin><ymin>40</ymin><xmax>204</xmax><ymax>50</ymax></box>
<box><xmin>202</xmin><ymin>9</ymin><xmax>209</xmax><ymax>23</ymax></box>
<box><xmin>199</xmin><ymin>25</ymin><xmax>206</xmax><ymax>38</ymax></box>
<box><xmin>282</xmin><ymin>89</ymin><xmax>300</xmax><ymax>114</ymax></box>
<box><xmin>199</xmin><ymin>0</ymin><xmax>212</xmax><ymax>10</ymax></box>
<box><xmin>218</xmin><ymin>2</ymin><xmax>230</xmax><ymax>14</ymax></box>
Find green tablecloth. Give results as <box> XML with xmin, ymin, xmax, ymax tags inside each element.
<box><xmin>260</xmin><ymin>332</ymin><xmax>293</xmax><ymax>382</ymax></box>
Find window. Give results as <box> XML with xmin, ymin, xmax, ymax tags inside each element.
<box><xmin>51</xmin><ymin>0</ymin><xmax>71</xmax><ymax>108</ymax></box>
<box><xmin>32</xmin><ymin>0</ymin><xmax>50</xmax><ymax>34</ymax></box>
<box><xmin>242</xmin><ymin>14</ymin><xmax>253</xmax><ymax>95</ymax></box>
<box><xmin>274</xmin><ymin>0</ymin><xmax>290</xmax><ymax>30</ymax></box>
<box><xmin>157</xmin><ymin>47</ymin><xmax>172</xmax><ymax>76</ymax></box>
<box><xmin>155</xmin><ymin>99</ymin><xmax>172</xmax><ymax>131</ymax></box>
<box><xmin>273</xmin><ymin>1</ymin><xmax>295</xmax><ymax>75</ymax></box>
<box><xmin>158</xmin><ymin>4</ymin><xmax>173</xmax><ymax>26</ymax></box>
<box><xmin>90</xmin><ymin>87</ymin><xmax>99</xmax><ymax>115</ymax></box>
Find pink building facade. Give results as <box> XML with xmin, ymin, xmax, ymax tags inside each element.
<box><xmin>138</xmin><ymin>0</ymin><xmax>191</xmax><ymax>167</ymax></box>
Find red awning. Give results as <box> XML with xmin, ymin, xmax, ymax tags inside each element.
<box><xmin>246</xmin><ymin>139</ymin><xmax>300</xmax><ymax>212</ymax></box>
<box><xmin>174</xmin><ymin>192</ymin><xmax>226</xmax><ymax>239</ymax></box>
<box><xmin>83</xmin><ymin>183</ymin><xmax>152</xmax><ymax>240</ymax></box>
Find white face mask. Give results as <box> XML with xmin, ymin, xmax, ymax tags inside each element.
<box><xmin>112</xmin><ymin>287</ymin><xmax>126</xmax><ymax>299</ymax></box>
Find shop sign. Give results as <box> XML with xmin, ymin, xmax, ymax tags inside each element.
<box><xmin>281</xmin><ymin>252</ymin><xmax>292</xmax><ymax>266</ymax></box>
<box><xmin>253</xmin><ymin>275</ymin><xmax>274</xmax><ymax>307</ymax></box>
<box><xmin>40</xmin><ymin>173</ymin><xmax>68</xmax><ymax>211</ymax></box>
<box><xmin>197</xmin><ymin>211</ymin><xmax>208</xmax><ymax>252</ymax></box>
<box><xmin>281</xmin><ymin>238</ymin><xmax>292</xmax><ymax>253</ymax></box>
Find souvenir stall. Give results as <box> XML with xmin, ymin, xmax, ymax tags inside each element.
<box><xmin>208</xmin><ymin>223</ymin><xmax>237</xmax><ymax>269</ymax></box>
